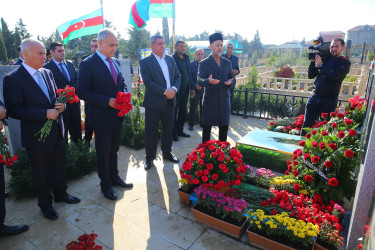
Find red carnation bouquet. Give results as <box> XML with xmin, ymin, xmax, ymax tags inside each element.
<box><xmin>35</xmin><ymin>85</ymin><xmax>79</xmax><ymax>142</ymax></box>
<box><xmin>0</xmin><ymin>132</ymin><xmax>17</xmax><ymax>165</ymax></box>
<box><xmin>66</xmin><ymin>233</ymin><xmax>103</xmax><ymax>250</ymax></box>
<box><xmin>114</xmin><ymin>92</ymin><xmax>132</xmax><ymax>117</ymax></box>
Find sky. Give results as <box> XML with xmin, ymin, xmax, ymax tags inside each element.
<box><xmin>1</xmin><ymin>0</ymin><xmax>374</xmax><ymax>45</ymax></box>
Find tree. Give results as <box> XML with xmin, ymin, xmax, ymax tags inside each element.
<box><xmin>118</xmin><ymin>26</ymin><xmax>150</xmax><ymax>63</ymax></box>
<box><xmin>16</xmin><ymin>19</ymin><xmax>30</xmax><ymax>39</ymax></box>
<box><xmin>14</xmin><ymin>27</ymin><xmax>22</xmax><ymax>56</ymax></box>
<box><xmin>249</xmin><ymin>30</ymin><xmax>263</xmax><ymax>57</ymax></box>
<box><xmin>1</xmin><ymin>18</ymin><xmax>15</xmax><ymax>59</ymax></box>
<box><xmin>162</xmin><ymin>18</ymin><xmax>169</xmax><ymax>45</ymax></box>
<box><xmin>199</xmin><ymin>31</ymin><xmax>209</xmax><ymax>41</ymax></box>
<box><xmin>0</xmin><ymin>34</ymin><xmax>8</xmax><ymax>64</ymax></box>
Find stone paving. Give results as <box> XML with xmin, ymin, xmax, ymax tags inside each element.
<box><xmin>1</xmin><ymin>116</ymin><xmax>268</xmax><ymax>250</ymax></box>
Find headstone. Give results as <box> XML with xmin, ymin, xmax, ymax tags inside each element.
<box><xmin>0</xmin><ymin>65</ymin><xmax>24</xmax><ymax>154</ymax></box>
<box><xmin>118</xmin><ymin>59</ymin><xmax>132</xmax><ymax>100</ymax></box>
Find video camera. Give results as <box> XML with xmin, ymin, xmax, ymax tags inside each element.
<box><xmin>308</xmin><ymin>36</ymin><xmax>331</xmax><ymax>62</ymax></box>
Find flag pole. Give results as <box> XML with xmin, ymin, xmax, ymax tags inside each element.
<box><xmin>100</xmin><ymin>0</ymin><xmax>105</xmax><ymax>27</ymax></box>
<box><xmin>172</xmin><ymin>0</ymin><xmax>176</xmax><ymax>54</ymax></box>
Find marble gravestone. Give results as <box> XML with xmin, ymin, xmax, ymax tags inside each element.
<box><xmin>0</xmin><ymin>65</ymin><xmax>23</xmax><ymax>154</ymax></box>
<box><xmin>119</xmin><ymin>59</ymin><xmax>132</xmax><ymax>101</ymax></box>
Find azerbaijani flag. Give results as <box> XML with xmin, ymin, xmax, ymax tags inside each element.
<box><xmin>58</xmin><ymin>8</ymin><xmax>104</xmax><ymax>45</ymax></box>
<box><xmin>129</xmin><ymin>0</ymin><xmax>174</xmax><ymax>29</ymax></box>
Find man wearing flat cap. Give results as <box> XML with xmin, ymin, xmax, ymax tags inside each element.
<box><xmin>197</xmin><ymin>33</ymin><xmax>234</xmax><ymax>143</ymax></box>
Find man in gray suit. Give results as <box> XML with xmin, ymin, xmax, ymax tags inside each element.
<box><xmin>139</xmin><ymin>35</ymin><xmax>181</xmax><ymax>170</ymax></box>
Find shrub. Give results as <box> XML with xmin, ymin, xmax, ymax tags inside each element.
<box><xmin>121</xmin><ymin>103</ymin><xmax>145</xmax><ymax>150</ymax></box>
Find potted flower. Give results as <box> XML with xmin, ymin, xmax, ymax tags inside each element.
<box><xmin>177</xmin><ymin>178</ymin><xmax>197</xmax><ymax>205</ymax></box>
<box><xmin>191</xmin><ymin>185</ymin><xmax>248</xmax><ymax>238</ymax></box>
<box><xmin>247</xmin><ymin>209</ymin><xmax>319</xmax><ymax>250</ymax></box>
<box><xmin>314</xmin><ymin>220</ymin><xmax>344</xmax><ymax>250</ymax></box>
<box><xmin>245</xmin><ymin>167</ymin><xmax>275</xmax><ymax>189</ymax></box>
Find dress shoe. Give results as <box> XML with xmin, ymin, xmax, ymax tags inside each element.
<box><xmin>145</xmin><ymin>160</ymin><xmax>154</xmax><ymax>171</ymax></box>
<box><xmin>102</xmin><ymin>188</ymin><xmax>117</xmax><ymax>200</ymax></box>
<box><xmin>41</xmin><ymin>206</ymin><xmax>59</xmax><ymax>220</ymax></box>
<box><xmin>4</xmin><ymin>192</ymin><xmax>9</xmax><ymax>198</ymax></box>
<box><xmin>178</xmin><ymin>131</ymin><xmax>190</xmax><ymax>137</ymax></box>
<box><xmin>188</xmin><ymin>125</ymin><xmax>194</xmax><ymax>131</ymax></box>
<box><xmin>54</xmin><ymin>194</ymin><xmax>81</xmax><ymax>204</ymax></box>
<box><xmin>112</xmin><ymin>177</ymin><xmax>133</xmax><ymax>188</ymax></box>
<box><xmin>163</xmin><ymin>153</ymin><xmax>179</xmax><ymax>163</ymax></box>
<box><xmin>0</xmin><ymin>224</ymin><xmax>29</xmax><ymax>236</ymax></box>
<box><xmin>173</xmin><ymin>134</ymin><xmax>179</xmax><ymax>141</ymax></box>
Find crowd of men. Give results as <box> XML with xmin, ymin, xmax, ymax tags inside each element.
<box><xmin>0</xmin><ymin>29</ymin><xmax>350</xmax><ymax>237</ymax></box>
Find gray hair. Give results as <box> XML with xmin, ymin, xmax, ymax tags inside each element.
<box><xmin>226</xmin><ymin>42</ymin><xmax>234</xmax><ymax>48</ymax></box>
<box><xmin>150</xmin><ymin>35</ymin><xmax>163</xmax><ymax>44</ymax></box>
<box><xmin>21</xmin><ymin>38</ymin><xmax>44</xmax><ymax>55</ymax></box>
<box><xmin>97</xmin><ymin>29</ymin><xmax>116</xmax><ymax>41</ymax></box>
<box><xmin>194</xmin><ymin>48</ymin><xmax>204</xmax><ymax>55</ymax></box>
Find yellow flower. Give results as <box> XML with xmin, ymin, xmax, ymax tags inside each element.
<box><xmin>257</xmin><ymin>225</ymin><xmax>262</xmax><ymax>229</ymax></box>
<box><xmin>255</xmin><ymin>221</ymin><xmax>260</xmax><ymax>225</ymax></box>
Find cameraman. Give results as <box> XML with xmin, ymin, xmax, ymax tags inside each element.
<box><xmin>302</xmin><ymin>38</ymin><xmax>351</xmax><ymax>133</ymax></box>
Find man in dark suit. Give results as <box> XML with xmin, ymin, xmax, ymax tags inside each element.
<box><xmin>222</xmin><ymin>42</ymin><xmax>240</xmax><ymax>111</ymax></box>
<box><xmin>44</xmin><ymin>42</ymin><xmax>81</xmax><ymax>143</ymax></box>
<box><xmin>0</xmin><ymin>101</ymin><xmax>29</xmax><ymax>236</ymax></box>
<box><xmin>197</xmin><ymin>33</ymin><xmax>234</xmax><ymax>143</ymax></box>
<box><xmin>139</xmin><ymin>35</ymin><xmax>181</xmax><ymax>170</ymax></box>
<box><xmin>77</xmin><ymin>29</ymin><xmax>133</xmax><ymax>201</ymax></box>
<box><xmin>81</xmin><ymin>38</ymin><xmax>98</xmax><ymax>145</ymax></box>
<box><xmin>3</xmin><ymin>38</ymin><xmax>80</xmax><ymax>220</ymax></box>
<box><xmin>14</xmin><ymin>46</ymin><xmax>24</xmax><ymax>65</ymax></box>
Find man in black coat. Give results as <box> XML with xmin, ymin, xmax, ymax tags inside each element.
<box><xmin>139</xmin><ymin>35</ymin><xmax>181</xmax><ymax>170</ymax></box>
<box><xmin>171</xmin><ymin>41</ymin><xmax>193</xmax><ymax>141</ymax></box>
<box><xmin>77</xmin><ymin>29</ymin><xmax>133</xmax><ymax>200</ymax></box>
<box><xmin>44</xmin><ymin>42</ymin><xmax>81</xmax><ymax>143</ymax></box>
<box><xmin>197</xmin><ymin>33</ymin><xmax>234</xmax><ymax>143</ymax></box>
<box><xmin>3</xmin><ymin>38</ymin><xmax>80</xmax><ymax>220</ymax></box>
<box><xmin>222</xmin><ymin>42</ymin><xmax>240</xmax><ymax>111</ymax></box>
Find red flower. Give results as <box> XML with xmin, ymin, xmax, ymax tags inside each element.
<box><xmin>313</xmin><ymin>194</ymin><xmax>322</xmax><ymax>202</ymax></box>
<box><xmin>203</xmin><ymin>169</ymin><xmax>209</xmax><ymax>175</ymax></box>
<box><xmin>321</xmin><ymin>113</ymin><xmax>328</xmax><ymax>118</ymax></box>
<box><xmin>344</xmin><ymin>119</ymin><xmax>353</xmax><ymax>125</ymax></box>
<box><xmin>201</xmin><ymin>176</ymin><xmax>209</xmax><ymax>182</ymax></box>
<box><xmin>338</xmin><ymin>131</ymin><xmax>345</xmax><ymax>138</ymax></box>
<box><xmin>212</xmin><ymin>173</ymin><xmax>218</xmax><ymax>180</ymax></box>
<box><xmin>208</xmin><ymin>144</ymin><xmax>216</xmax><ymax>151</ymax></box>
<box><xmin>328</xmin><ymin>178</ymin><xmax>339</xmax><ymax>186</ymax></box>
<box><xmin>294</xmin><ymin>183</ymin><xmax>301</xmax><ymax>191</ymax></box>
<box><xmin>331</xmin><ymin>122</ymin><xmax>337</xmax><ymax>128</ymax></box>
<box><xmin>330</xmin><ymin>112</ymin><xmax>337</xmax><ymax>117</ymax></box>
<box><xmin>311</xmin><ymin>141</ymin><xmax>318</xmax><ymax>147</ymax></box>
<box><xmin>292</xmin><ymin>155</ymin><xmax>298</xmax><ymax>160</ymax></box>
<box><xmin>311</xmin><ymin>130</ymin><xmax>317</xmax><ymax>135</ymax></box>
<box><xmin>206</xmin><ymin>163</ymin><xmax>213</xmax><ymax>170</ymax></box>
<box><xmin>260</xmin><ymin>201</ymin><xmax>268</xmax><ymax>206</ymax></box>
<box><xmin>293</xmin><ymin>160</ymin><xmax>298</xmax><ymax>166</ymax></box>
<box><xmin>337</xmin><ymin>113</ymin><xmax>344</xmax><ymax>119</ymax></box>
<box><xmin>285</xmin><ymin>170</ymin><xmax>290</xmax><ymax>175</ymax></box>
<box><xmin>298</xmin><ymin>141</ymin><xmax>306</xmax><ymax>146</ymax></box>
<box><xmin>311</xmin><ymin>156</ymin><xmax>320</xmax><ymax>163</ymax></box>
<box><xmin>329</xmin><ymin>143</ymin><xmax>337</xmax><ymax>150</ymax></box>
<box><xmin>319</xmin><ymin>142</ymin><xmax>326</xmax><ymax>149</ymax></box>
<box><xmin>304</xmin><ymin>153</ymin><xmax>311</xmax><ymax>160</ymax></box>
<box><xmin>192</xmin><ymin>178</ymin><xmax>200</xmax><ymax>185</ymax></box>
<box><xmin>306</xmin><ymin>134</ymin><xmax>311</xmax><ymax>139</ymax></box>
<box><xmin>219</xmin><ymin>163</ymin><xmax>226</xmax><ymax>169</ymax></box>
<box><xmin>271</xmin><ymin>209</ymin><xmax>277</xmax><ymax>215</ymax></box>
<box><xmin>198</xmin><ymin>159</ymin><xmax>204</xmax><ymax>166</ymax></box>
<box><xmin>196</xmin><ymin>170</ymin><xmax>203</xmax><ymax>177</ymax></box>
<box><xmin>235</xmin><ymin>179</ymin><xmax>241</xmax><ymax>186</ymax></box>
<box><xmin>223</xmin><ymin>167</ymin><xmax>229</xmax><ymax>174</ymax></box>
<box><xmin>288</xmin><ymin>165</ymin><xmax>293</xmax><ymax>171</ymax></box>
<box><xmin>304</xmin><ymin>175</ymin><xmax>313</xmax><ymax>182</ymax></box>
<box><xmin>349</xmin><ymin>129</ymin><xmax>357</xmax><ymax>136</ymax></box>
<box><xmin>324</xmin><ymin>161</ymin><xmax>333</xmax><ymax>168</ymax></box>
<box><xmin>321</xmin><ymin>131</ymin><xmax>328</xmax><ymax>136</ymax></box>
<box><xmin>345</xmin><ymin>149</ymin><xmax>354</xmax><ymax>158</ymax></box>
<box><xmin>293</xmin><ymin>169</ymin><xmax>299</xmax><ymax>177</ymax></box>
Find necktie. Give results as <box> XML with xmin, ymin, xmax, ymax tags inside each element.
<box><xmin>105</xmin><ymin>57</ymin><xmax>118</xmax><ymax>85</ymax></box>
<box><xmin>35</xmin><ymin>71</ymin><xmax>51</xmax><ymax>103</ymax></box>
<box><xmin>59</xmin><ymin>62</ymin><xmax>70</xmax><ymax>82</ymax></box>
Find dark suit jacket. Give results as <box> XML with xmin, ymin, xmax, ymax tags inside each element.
<box><xmin>81</xmin><ymin>53</ymin><xmax>92</xmax><ymax>61</ymax></box>
<box><xmin>3</xmin><ymin>66</ymin><xmax>64</xmax><ymax>148</ymax></box>
<box><xmin>14</xmin><ymin>58</ymin><xmax>23</xmax><ymax>65</ymax></box>
<box><xmin>222</xmin><ymin>54</ymin><xmax>240</xmax><ymax>86</ymax></box>
<box><xmin>77</xmin><ymin>52</ymin><xmax>127</xmax><ymax>128</ymax></box>
<box><xmin>44</xmin><ymin>60</ymin><xmax>77</xmax><ymax>89</ymax></box>
<box><xmin>139</xmin><ymin>54</ymin><xmax>181</xmax><ymax>111</ymax></box>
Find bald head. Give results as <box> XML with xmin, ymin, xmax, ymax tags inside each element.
<box><xmin>21</xmin><ymin>38</ymin><xmax>46</xmax><ymax>70</ymax></box>
<box><xmin>97</xmin><ymin>29</ymin><xmax>118</xmax><ymax>58</ymax></box>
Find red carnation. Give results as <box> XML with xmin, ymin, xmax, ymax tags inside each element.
<box><xmin>196</xmin><ymin>170</ymin><xmax>203</xmax><ymax>177</ymax></box>
<box><xmin>208</xmin><ymin>145</ymin><xmax>216</xmax><ymax>151</ymax></box>
<box><xmin>321</xmin><ymin>113</ymin><xmax>328</xmax><ymax>118</ymax></box>
<box><xmin>235</xmin><ymin>179</ymin><xmax>241</xmax><ymax>186</ymax></box>
<box><xmin>313</xmin><ymin>194</ymin><xmax>322</xmax><ymax>202</ymax></box>
<box><xmin>288</xmin><ymin>165</ymin><xmax>293</xmax><ymax>171</ymax></box>
<box><xmin>198</xmin><ymin>159</ymin><xmax>204</xmax><ymax>166</ymax></box>
<box><xmin>298</xmin><ymin>141</ymin><xmax>306</xmax><ymax>146</ymax></box>
<box><xmin>337</xmin><ymin>113</ymin><xmax>344</xmax><ymax>119</ymax></box>
<box><xmin>324</xmin><ymin>161</ymin><xmax>333</xmax><ymax>168</ymax></box>
<box><xmin>345</xmin><ymin>149</ymin><xmax>354</xmax><ymax>158</ymax></box>
<box><xmin>285</xmin><ymin>170</ymin><xmax>290</xmax><ymax>175</ymax></box>
<box><xmin>271</xmin><ymin>209</ymin><xmax>277</xmax><ymax>215</ymax></box>
<box><xmin>344</xmin><ymin>119</ymin><xmax>353</xmax><ymax>125</ymax></box>
<box><xmin>293</xmin><ymin>160</ymin><xmax>298</xmax><ymax>166</ymax></box>
<box><xmin>319</xmin><ymin>142</ymin><xmax>326</xmax><ymax>149</ymax></box>
<box><xmin>192</xmin><ymin>178</ymin><xmax>200</xmax><ymax>185</ymax></box>
<box><xmin>223</xmin><ymin>167</ymin><xmax>229</xmax><ymax>174</ymax></box>
<box><xmin>304</xmin><ymin>153</ymin><xmax>311</xmax><ymax>160</ymax></box>
<box><xmin>293</xmin><ymin>169</ymin><xmax>299</xmax><ymax>177</ymax></box>
<box><xmin>330</xmin><ymin>112</ymin><xmax>337</xmax><ymax>117</ymax></box>
<box><xmin>304</xmin><ymin>175</ymin><xmax>313</xmax><ymax>182</ymax></box>
<box><xmin>306</xmin><ymin>134</ymin><xmax>311</xmax><ymax>139</ymax></box>
<box><xmin>294</xmin><ymin>183</ymin><xmax>301</xmax><ymax>191</ymax></box>
<box><xmin>202</xmin><ymin>176</ymin><xmax>209</xmax><ymax>182</ymax></box>
<box><xmin>311</xmin><ymin>130</ymin><xmax>317</xmax><ymax>135</ymax></box>
<box><xmin>329</xmin><ymin>143</ymin><xmax>337</xmax><ymax>150</ymax></box>
<box><xmin>212</xmin><ymin>173</ymin><xmax>218</xmax><ymax>180</ymax></box>
<box><xmin>331</xmin><ymin>122</ymin><xmax>337</xmax><ymax>128</ymax></box>
<box><xmin>321</xmin><ymin>131</ymin><xmax>328</xmax><ymax>136</ymax></box>
<box><xmin>328</xmin><ymin>178</ymin><xmax>339</xmax><ymax>187</ymax></box>
<box><xmin>311</xmin><ymin>141</ymin><xmax>318</xmax><ymax>147</ymax></box>
<box><xmin>206</xmin><ymin>163</ymin><xmax>213</xmax><ymax>170</ymax></box>
<box><xmin>219</xmin><ymin>163</ymin><xmax>226</xmax><ymax>169</ymax></box>
<box><xmin>312</xmin><ymin>156</ymin><xmax>320</xmax><ymax>163</ymax></box>
<box><xmin>338</xmin><ymin>131</ymin><xmax>345</xmax><ymax>138</ymax></box>
<box><xmin>349</xmin><ymin>129</ymin><xmax>357</xmax><ymax>136</ymax></box>
<box><xmin>203</xmin><ymin>169</ymin><xmax>209</xmax><ymax>175</ymax></box>
<box><xmin>260</xmin><ymin>201</ymin><xmax>268</xmax><ymax>206</ymax></box>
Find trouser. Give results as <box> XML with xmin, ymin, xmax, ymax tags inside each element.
<box><xmin>188</xmin><ymin>89</ymin><xmax>204</xmax><ymax>126</ymax></box>
<box><xmin>63</xmin><ymin>102</ymin><xmax>82</xmax><ymax>143</ymax></box>
<box><xmin>93</xmin><ymin>121</ymin><xmax>122</xmax><ymax>190</ymax></box>
<box><xmin>202</xmin><ymin>125</ymin><xmax>229</xmax><ymax>143</ymax></box>
<box><xmin>173</xmin><ymin>91</ymin><xmax>189</xmax><ymax>136</ymax></box>
<box><xmin>84</xmin><ymin>102</ymin><xmax>94</xmax><ymax>144</ymax></box>
<box><xmin>145</xmin><ymin>100</ymin><xmax>174</xmax><ymax>161</ymax></box>
<box><xmin>302</xmin><ymin>95</ymin><xmax>338</xmax><ymax>134</ymax></box>
<box><xmin>26</xmin><ymin>134</ymin><xmax>67</xmax><ymax>209</ymax></box>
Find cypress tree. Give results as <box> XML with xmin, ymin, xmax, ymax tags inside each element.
<box><xmin>0</xmin><ymin>34</ymin><xmax>8</xmax><ymax>64</ymax></box>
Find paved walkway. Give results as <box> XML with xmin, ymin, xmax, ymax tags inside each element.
<box><xmin>2</xmin><ymin>116</ymin><xmax>268</xmax><ymax>250</ymax></box>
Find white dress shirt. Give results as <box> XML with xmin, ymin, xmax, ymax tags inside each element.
<box><xmin>152</xmin><ymin>53</ymin><xmax>177</xmax><ymax>92</ymax></box>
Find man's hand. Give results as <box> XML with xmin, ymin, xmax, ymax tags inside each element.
<box><xmin>108</xmin><ymin>98</ymin><xmax>116</xmax><ymax>108</ymax></box>
<box><xmin>195</xmin><ymin>84</ymin><xmax>202</xmax><ymax>90</ymax></box>
<box><xmin>224</xmin><ymin>78</ymin><xmax>233</xmax><ymax>86</ymax></box>
<box><xmin>208</xmin><ymin>74</ymin><xmax>220</xmax><ymax>85</ymax></box>
<box><xmin>190</xmin><ymin>90</ymin><xmax>195</xmax><ymax>99</ymax></box>
<box><xmin>55</xmin><ymin>103</ymin><xmax>65</xmax><ymax>113</ymax></box>
<box><xmin>47</xmin><ymin>109</ymin><xmax>60</xmax><ymax>120</ymax></box>
<box><xmin>233</xmin><ymin>69</ymin><xmax>239</xmax><ymax>75</ymax></box>
<box><xmin>0</xmin><ymin>106</ymin><xmax>6</xmax><ymax>120</ymax></box>
<box><xmin>165</xmin><ymin>88</ymin><xmax>176</xmax><ymax>99</ymax></box>
<box><xmin>315</xmin><ymin>55</ymin><xmax>322</xmax><ymax>67</ymax></box>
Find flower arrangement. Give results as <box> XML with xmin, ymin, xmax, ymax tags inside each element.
<box><xmin>270</xmin><ymin>176</ymin><xmax>296</xmax><ymax>193</ymax></box>
<box><xmin>114</xmin><ymin>92</ymin><xmax>133</xmax><ymax>117</ymax></box>
<box><xmin>267</xmin><ymin>114</ymin><xmax>313</xmax><ymax>134</ymax></box>
<box><xmin>247</xmin><ymin>209</ymin><xmax>319</xmax><ymax>248</ymax></box>
<box><xmin>289</xmin><ymin>111</ymin><xmax>361</xmax><ymax>202</ymax></box>
<box><xmin>180</xmin><ymin>140</ymin><xmax>246</xmax><ymax>191</ymax></box>
<box><xmin>66</xmin><ymin>233</ymin><xmax>103</xmax><ymax>250</ymax></box>
<box><xmin>274</xmin><ymin>66</ymin><xmax>295</xmax><ymax>78</ymax></box>
<box><xmin>317</xmin><ymin>220</ymin><xmax>344</xmax><ymax>249</ymax></box>
<box><xmin>35</xmin><ymin>85</ymin><xmax>79</xmax><ymax>142</ymax></box>
<box><xmin>0</xmin><ymin>132</ymin><xmax>17</xmax><ymax>165</ymax></box>
<box><xmin>345</xmin><ymin>95</ymin><xmax>366</xmax><ymax>127</ymax></box>
<box><xmin>194</xmin><ymin>185</ymin><xmax>247</xmax><ymax>222</ymax></box>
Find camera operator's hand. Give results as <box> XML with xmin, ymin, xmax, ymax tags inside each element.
<box><xmin>315</xmin><ymin>55</ymin><xmax>322</xmax><ymax>67</ymax></box>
